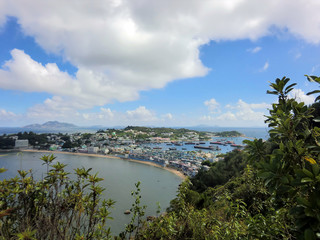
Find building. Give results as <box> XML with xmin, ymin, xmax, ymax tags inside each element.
<box><xmin>15</xmin><ymin>139</ymin><xmax>29</xmax><ymax>149</ymax></box>
<box><xmin>88</xmin><ymin>146</ymin><xmax>99</xmax><ymax>154</ymax></box>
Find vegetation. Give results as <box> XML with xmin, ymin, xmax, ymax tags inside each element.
<box><xmin>0</xmin><ymin>154</ymin><xmax>115</xmax><ymax>239</ymax></box>
<box><xmin>137</xmin><ymin>75</ymin><xmax>320</xmax><ymax>239</ymax></box>
<box><xmin>2</xmin><ymin>75</ymin><xmax>320</xmax><ymax>239</ymax></box>
<box><xmin>191</xmin><ymin>149</ymin><xmax>248</xmax><ymax>192</ymax></box>
<box><xmin>0</xmin><ymin>137</ymin><xmax>14</xmax><ymax>149</ymax></box>
<box><xmin>213</xmin><ymin>130</ymin><xmax>242</xmax><ymax>137</ymax></box>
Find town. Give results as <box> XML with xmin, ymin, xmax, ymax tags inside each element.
<box><xmin>0</xmin><ymin>126</ymin><xmax>244</xmax><ymax>177</ymax></box>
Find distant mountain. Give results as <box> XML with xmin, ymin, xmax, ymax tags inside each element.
<box><xmin>24</xmin><ymin>121</ymin><xmax>78</xmax><ymax>129</ymax></box>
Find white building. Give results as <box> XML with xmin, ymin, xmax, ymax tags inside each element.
<box><xmin>88</xmin><ymin>147</ymin><xmax>99</xmax><ymax>154</ymax></box>
<box><xmin>15</xmin><ymin>139</ymin><xmax>29</xmax><ymax>149</ymax></box>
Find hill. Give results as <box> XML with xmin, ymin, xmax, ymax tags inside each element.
<box><xmin>23</xmin><ymin>121</ymin><xmax>77</xmax><ymax>129</ymax></box>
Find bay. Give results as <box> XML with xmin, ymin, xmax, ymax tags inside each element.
<box><xmin>0</xmin><ymin>151</ymin><xmax>182</xmax><ymax>235</ymax></box>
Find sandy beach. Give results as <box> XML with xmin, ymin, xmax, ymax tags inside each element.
<box><xmin>22</xmin><ymin>149</ymin><xmax>187</xmax><ymax>180</ymax></box>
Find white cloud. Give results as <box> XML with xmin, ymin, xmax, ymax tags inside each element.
<box><xmin>201</xmin><ymin>99</ymin><xmax>269</xmax><ymax>126</ymax></box>
<box><xmin>0</xmin><ymin>109</ymin><xmax>17</xmax><ymax>119</ymax></box>
<box><xmin>0</xmin><ymin>0</ymin><xmax>319</xmax><ymax>125</ymax></box>
<box><xmin>204</xmin><ymin>98</ymin><xmax>220</xmax><ymax>113</ymax></box>
<box><xmin>100</xmin><ymin>108</ymin><xmax>114</xmax><ymax>119</ymax></box>
<box><xmin>260</xmin><ymin>61</ymin><xmax>269</xmax><ymax>71</ymax></box>
<box><xmin>247</xmin><ymin>46</ymin><xmax>262</xmax><ymax>53</ymax></box>
<box><xmin>295</xmin><ymin>53</ymin><xmax>302</xmax><ymax>59</ymax></box>
<box><xmin>164</xmin><ymin>113</ymin><xmax>173</xmax><ymax>120</ymax></box>
<box><xmin>0</xmin><ymin>109</ymin><xmax>21</xmax><ymax>126</ymax></box>
<box><xmin>0</xmin><ymin>49</ymin><xmax>142</xmax><ymax>110</ymax></box>
<box><xmin>0</xmin><ymin>0</ymin><xmax>319</xmax><ymax>113</ymax></box>
<box><xmin>126</xmin><ymin>106</ymin><xmax>157</xmax><ymax>122</ymax></box>
<box><xmin>216</xmin><ymin>112</ymin><xmax>237</xmax><ymax>121</ymax></box>
<box><xmin>289</xmin><ymin>89</ymin><xmax>315</xmax><ymax>105</ymax></box>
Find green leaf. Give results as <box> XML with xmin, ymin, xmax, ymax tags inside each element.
<box><xmin>257</xmin><ymin>171</ymin><xmax>274</xmax><ymax>180</ymax></box>
<box><xmin>312</xmin><ymin>164</ymin><xmax>320</xmax><ymax>176</ymax></box>
<box><xmin>304</xmin><ymin>229</ymin><xmax>316</xmax><ymax>240</ymax></box>
<box><xmin>307</xmin><ymin>90</ymin><xmax>320</xmax><ymax>96</ymax></box>
<box><xmin>302</xmin><ymin>168</ymin><xmax>314</xmax><ymax>178</ymax></box>
<box><xmin>301</xmin><ymin>177</ymin><xmax>313</xmax><ymax>183</ymax></box>
<box><xmin>297</xmin><ymin>197</ymin><xmax>312</xmax><ymax>208</ymax></box>
<box><xmin>313</xmin><ymin>117</ymin><xmax>320</xmax><ymax>122</ymax></box>
<box><xmin>266</xmin><ymin>90</ymin><xmax>278</xmax><ymax>95</ymax></box>
<box><xmin>280</xmin><ymin>176</ymin><xmax>289</xmax><ymax>184</ymax></box>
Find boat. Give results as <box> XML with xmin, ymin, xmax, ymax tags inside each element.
<box><xmin>231</xmin><ymin>144</ymin><xmax>244</xmax><ymax>148</ymax></box>
<box><xmin>124</xmin><ymin>210</ymin><xmax>131</xmax><ymax>214</ymax></box>
<box><xmin>194</xmin><ymin>145</ymin><xmax>215</xmax><ymax>150</ymax></box>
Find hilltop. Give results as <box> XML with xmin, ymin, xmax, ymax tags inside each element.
<box><xmin>23</xmin><ymin>121</ymin><xmax>78</xmax><ymax>129</ymax></box>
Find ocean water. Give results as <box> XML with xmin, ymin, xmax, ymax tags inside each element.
<box><xmin>0</xmin><ymin>152</ymin><xmax>182</xmax><ymax>235</ymax></box>
<box><xmin>0</xmin><ymin>127</ymin><xmax>98</xmax><ymax>135</ymax></box>
<box><xmin>190</xmin><ymin>126</ymin><xmax>270</xmax><ymax>140</ymax></box>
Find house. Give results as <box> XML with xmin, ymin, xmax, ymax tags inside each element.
<box><xmin>88</xmin><ymin>147</ymin><xmax>99</xmax><ymax>154</ymax></box>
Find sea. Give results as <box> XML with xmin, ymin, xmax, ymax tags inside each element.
<box><xmin>190</xmin><ymin>126</ymin><xmax>270</xmax><ymax>140</ymax></box>
<box><xmin>0</xmin><ymin>152</ymin><xmax>182</xmax><ymax>235</ymax></box>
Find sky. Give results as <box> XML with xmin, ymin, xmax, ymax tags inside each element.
<box><xmin>0</xmin><ymin>0</ymin><xmax>320</xmax><ymax>128</ymax></box>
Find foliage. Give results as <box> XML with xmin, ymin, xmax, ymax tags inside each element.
<box><xmin>258</xmin><ymin>75</ymin><xmax>320</xmax><ymax>238</ymax></box>
<box><xmin>0</xmin><ymin>154</ymin><xmax>115</xmax><ymax>239</ymax></box>
<box><xmin>138</xmin><ymin>167</ymin><xmax>292</xmax><ymax>239</ymax></box>
<box><xmin>191</xmin><ymin>149</ymin><xmax>248</xmax><ymax>192</ymax></box>
<box><xmin>213</xmin><ymin>131</ymin><xmax>242</xmax><ymax>137</ymax></box>
<box><xmin>118</xmin><ymin>181</ymin><xmax>146</xmax><ymax>239</ymax></box>
<box><xmin>137</xmin><ymin>75</ymin><xmax>320</xmax><ymax>239</ymax></box>
<box><xmin>0</xmin><ymin>137</ymin><xmax>15</xmax><ymax>149</ymax></box>
<box><xmin>16</xmin><ymin>132</ymin><xmax>49</xmax><ymax>146</ymax></box>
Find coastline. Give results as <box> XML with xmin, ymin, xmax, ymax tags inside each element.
<box><xmin>22</xmin><ymin>149</ymin><xmax>187</xmax><ymax>180</ymax></box>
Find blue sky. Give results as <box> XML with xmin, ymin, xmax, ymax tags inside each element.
<box><xmin>0</xmin><ymin>0</ymin><xmax>320</xmax><ymax>127</ymax></box>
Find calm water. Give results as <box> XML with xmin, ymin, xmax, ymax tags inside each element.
<box><xmin>145</xmin><ymin>136</ymin><xmax>259</xmax><ymax>154</ymax></box>
<box><xmin>0</xmin><ymin>152</ymin><xmax>182</xmax><ymax>235</ymax></box>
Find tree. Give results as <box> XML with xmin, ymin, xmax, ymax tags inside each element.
<box><xmin>0</xmin><ymin>155</ymin><xmax>115</xmax><ymax>239</ymax></box>
<box><xmin>256</xmin><ymin>76</ymin><xmax>320</xmax><ymax>239</ymax></box>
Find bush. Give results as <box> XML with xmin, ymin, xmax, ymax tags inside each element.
<box><xmin>0</xmin><ymin>154</ymin><xmax>115</xmax><ymax>239</ymax></box>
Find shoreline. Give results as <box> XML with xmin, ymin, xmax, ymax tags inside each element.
<box><xmin>22</xmin><ymin>149</ymin><xmax>187</xmax><ymax>180</ymax></box>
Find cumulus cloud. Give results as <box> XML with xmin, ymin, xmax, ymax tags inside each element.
<box><xmin>216</xmin><ymin>112</ymin><xmax>237</xmax><ymax>121</ymax></box>
<box><xmin>0</xmin><ymin>0</ymin><xmax>319</xmax><ymax>112</ymax></box>
<box><xmin>163</xmin><ymin>113</ymin><xmax>173</xmax><ymax>120</ymax></box>
<box><xmin>78</xmin><ymin>108</ymin><xmax>115</xmax><ymax>122</ymax></box>
<box><xmin>0</xmin><ymin>49</ymin><xmax>142</xmax><ymax>110</ymax></box>
<box><xmin>126</xmin><ymin>106</ymin><xmax>157</xmax><ymax>122</ymax></box>
<box><xmin>0</xmin><ymin>0</ymin><xmax>319</xmax><ymax>124</ymax></box>
<box><xmin>100</xmin><ymin>108</ymin><xmax>115</xmax><ymax>119</ymax></box>
<box><xmin>0</xmin><ymin>109</ymin><xmax>17</xmax><ymax>119</ymax></box>
<box><xmin>289</xmin><ymin>89</ymin><xmax>315</xmax><ymax>105</ymax></box>
<box><xmin>0</xmin><ymin>109</ymin><xmax>20</xmax><ymax>126</ymax></box>
<box><xmin>204</xmin><ymin>98</ymin><xmax>220</xmax><ymax>113</ymax></box>
<box><xmin>202</xmin><ymin>99</ymin><xmax>269</xmax><ymax>126</ymax></box>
